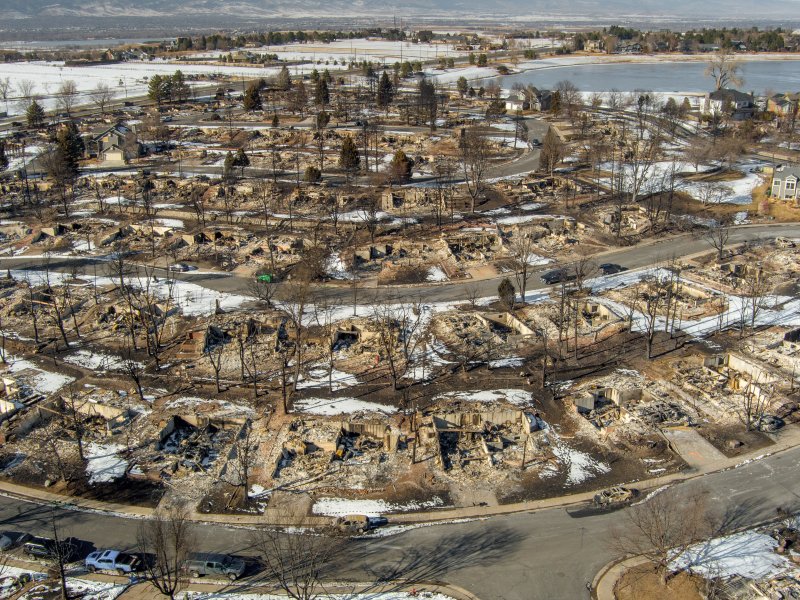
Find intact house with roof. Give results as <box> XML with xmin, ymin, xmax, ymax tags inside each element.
<box><xmin>84</xmin><ymin>123</ymin><xmax>140</xmax><ymax>166</ymax></box>
<box><xmin>768</xmin><ymin>93</ymin><xmax>799</xmax><ymax>117</ymax></box>
<box><xmin>771</xmin><ymin>165</ymin><xmax>800</xmax><ymax>202</ymax></box>
<box><xmin>703</xmin><ymin>88</ymin><xmax>756</xmax><ymax>120</ymax></box>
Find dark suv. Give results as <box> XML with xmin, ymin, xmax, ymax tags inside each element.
<box><xmin>23</xmin><ymin>537</ymin><xmax>80</xmax><ymax>562</ymax></box>
<box><xmin>541</xmin><ymin>268</ymin><xmax>575</xmax><ymax>285</ymax></box>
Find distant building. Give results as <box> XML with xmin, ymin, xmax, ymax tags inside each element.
<box><xmin>768</xmin><ymin>93</ymin><xmax>799</xmax><ymax>116</ymax></box>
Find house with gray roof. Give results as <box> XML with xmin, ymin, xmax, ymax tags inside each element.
<box><xmin>771</xmin><ymin>164</ymin><xmax>800</xmax><ymax>202</ymax></box>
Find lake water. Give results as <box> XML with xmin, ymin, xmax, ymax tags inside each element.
<box><xmin>498</xmin><ymin>59</ymin><xmax>800</xmax><ymax>94</ymax></box>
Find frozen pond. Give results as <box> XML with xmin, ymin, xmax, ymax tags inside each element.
<box><xmin>498</xmin><ymin>58</ymin><xmax>800</xmax><ymax>93</ymax></box>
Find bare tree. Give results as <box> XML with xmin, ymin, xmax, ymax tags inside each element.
<box><xmin>738</xmin><ymin>373</ymin><xmax>775</xmax><ymax>432</ymax></box>
<box><xmin>458</xmin><ymin>128</ymin><xmax>490</xmax><ymax>212</ymax></box>
<box><xmin>250</xmin><ymin>517</ymin><xmax>341</xmax><ymax>600</ymax></box>
<box><xmin>509</xmin><ymin>231</ymin><xmax>538</xmax><ymax>304</ymax></box>
<box><xmin>372</xmin><ymin>299</ymin><xmax>425</xmax><ymax>390</ymax></box>
<box><xmin>47</xmin><ymin>507</ymin><xmax>76</xmax><ymax>600</ymax></box>
<box><xmin>555</xmin><ymin>80</ymin><xmax>581</xmax><ymax>122</ymax></box>
<box><xmin>204</xmin><ymin>326</ymin><xmax>226</xmax><ymax>394</ymax></box>
<box><xmin>640</xmin><ymin>275</ymin><xmax>666</xmax><ymax>359</ymax></box>
<box><xmin>704</xmin><ymin>221</ymin><xmax>731</xmax><ymax>261</ymax></box>
<box><xmin>121</xmin><ymin>341</ymin><xmax>146</xmax><ymax>402</ymax></box>
<box><xmin>17</xmin><ymin>80</ymin><xmax>36</xmax><ymax>110</ymax></box>
<box><xmin>705</xmin><ymin>49</ymin><xmax>743</xmax><ymax>91</ymax></box>
<box><xmin>137</xmin><ymin>504</ymin><xmax>194</xmax><ymax>600</ymax></box>
<box><xmin>741</xmin><ymin>268</ymin><xmax>771</xmax><ymax>334</ymax></box>
<box><xmin>223</xmin><ymin>420</ymin><xmax>259</xmax><ymax>506</ymax></box>
<box><xmin>610</xmin><ymin>488</ymin><xmax>713</xmax><ymax>584</ymax></box>
<box><xmin>62</xmin><ymin>386</ymin><xmax>88</xmax><ymax>461</ymax></box>
<box><xmin>539</xmin><ymin>127</ymin><xmax>564</xmax><ymax>177</ymax></box>
<box><xmin>89</xmin><ymin>82</ymin><xmax>116</xmax><ymax>115</ymax></box>
<box><xmin>0</xmin><ymin>77</ymin><xmax>11</xmax><ymax>115</ymax></box>
<box><xmin>56</xmin><ymin>81</ymin><xmax>79</xmax><ymax>118</ymax></box>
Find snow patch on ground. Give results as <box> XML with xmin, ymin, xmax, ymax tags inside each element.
<box><xmin>296</xmin><ymin>366</ymin><xmax>360</xmax><ymax>391</ymax></box>
<box><xmin>3</xmin><ymin>355</ymin><xmax>75</xmax><ymax>395</ymax></box>
<box><xmin>312</xmin><ymin>495</ymin><xmax>445</xmax><ymax>517</ymax></box>
<box><xmin>434</xmin><ymin>388</ymin><xmax>535</xmax><ymax>407</ymax></box>
<box><xmin>85</xmin><ymin>443</ymin><xmax>128</xmax><ymax>484</ymax></box>
<box><xmin>292</xmin><ymin>397</ymin><xmax>397</xmax><ymax>416</ymax></box>
<box><xmin>426</xmin><ymin>266</ymin><xmax>449</xmax><ymax>282</ymax></box>
<box><xmin>63</xmin><ymin>349</ymin><xmax>135</xmax><ymax>372</ymax></box>
<box><xmin>163</xmin><ymin>396</ymin><xmax>255</xmax><ymax>417</ymax></box>
<box><xmin>671</xmin><ymin>530</ymin><xmax>792</xmax><ymax>579</ymax></box>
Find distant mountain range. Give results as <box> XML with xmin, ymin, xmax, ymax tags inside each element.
<box><xmin>2</xmin><ymin>0</ymin><xmax>799</xmax><ymax>20</ymax></box>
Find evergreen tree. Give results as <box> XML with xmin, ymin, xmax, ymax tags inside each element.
<box><xmin>223</xmin><ymin>151</ymin><xmax>235</xmax><ymax>180</ymax></box>
<box><xmin>456</xmin><ymin>76</ymin><xmax>468</xmax><ymax>98</ymax></box>
<box><xmin>498</xmin><ymin>278</ymin><xmax>516</xmax><ymax>310</ymax></box>
<box><xmin>277</xmin><ymin>66</ymin><xmax>291</xmax><ymax>91</ymax></box>
<box><xmin>234</xmin><ymin>148</ymin><xmax>250</xmax><ymax>175</ymax></box>
<box><xmin>55</xmin><ymin>122</ymin><xmax>84</xmax><ymax>177</ymax></box>
<box><xmin>171</xmin><ymin>70</ymin><xmax>189</xmax><ymax>103</ymax></box>
<box><xmin>550</xmin><ymin>90</ymin><xmax>562</xmax><ymax>115</ymax></box>
<box><xmin>377</xmin><ymin>71</ymin><xmax>394</xmax><ymax>109</ymax></box>
<box><xmin>389</xmin><ymin>150</ymin><xmax>413</xmax><ymax>182</ymax></box>
<box><xmin>314</xmin><ymin>79</ymin><xmax>330</xmax><ymax>106</ymax></box>
<box><xmin>338</xmin><ymin>135</ymin><xmax>360</xmax><ymax>181</ymax></box>
<box><xmin>243</xmin><ymin>82</ymin><xmax>263</xmax><ymax>111</ymax></box>
<box><xmin>0</xmin><ymin>141</ymin><xmax>7</xmax><ymax>172</ymax></box>
<box><xmin>26</xmin><ymin>100</ymin><xmax>45</xmax><ymax>128</ymax></box>
<box><xmin>291</xmin><ymin>81</ymin><xmax>308</xmax><ymax>115</ymax></box>
<box><xmin>148</xmin><ymin>75</ymin><xmax>167</xmax><ymax>105</ymax></box>
<box><xmin>304</xmin><ymin>165</ymin><xmax>321</xmax><ymax>182</ymax></box>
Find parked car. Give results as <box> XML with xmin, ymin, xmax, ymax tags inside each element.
<box><xmin>23</xmin><ymin>537</ymin><xmax>80</xmax><ymax>561</ymax></box>
<box><xmin>593</xmin><ymin>486</ymin><xmax>636</xmax><ymax>507</ymax></box>
<box><xmin>0</xmin><ymin>531</ymin><xmax>30</xmax><ymax>551</ymax></box>
<box><xmin>335</xmin><ymin>514</ymin><xmax>389</xmax><ymax>533</ymax></box>
<box><xmin>530</xmin><ymin>138</ymin><xmax>541</xmax><ymax>147</ymax></box>
<box><xmin>169</xmin><ymin>263</ymin><xmax>197</xmax><ymax>272</ymax></box>
<box><xmin>85</xmin><ymin>549</ymin><xmax>141</xmax><ymax>574</ymax></box>
<box><xmin>182</xmin><ymin>552</ymin><xmax>246</xmax><ymax>581</ymax></box>
<box><xmin>541</xmin><ymin>268</ymin><xmax>575</xmax><ymax>285</ymax></box>
<box><xmin>599</xmin><ymin>263</ymin><xmax>627</xmax><ymax>275</ymax></box>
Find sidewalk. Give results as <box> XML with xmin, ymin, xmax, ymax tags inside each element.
<box><xmin>115</xmin><ymin>580</ymin><xmax>482</xmax><ymax>600</ymax></box>
<box><xmin>1</xmin><ymin>423</ymin><xmax>798</xmax><ymax>527</ymax></box>
<box><xmin>592</xmin><ymin>556</ymin><xmax>649</xmax><ymax>600</ymax></box>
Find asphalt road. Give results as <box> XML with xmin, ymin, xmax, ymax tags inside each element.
<box><xmin>2</xmin><ymin>223</ymin><xmax>798</xmax><ymax>305</ymax></box>
<box><xmin>2</xmin><ymin>446</ymin><xmax>799</xmax><ymax>600</ymax></box>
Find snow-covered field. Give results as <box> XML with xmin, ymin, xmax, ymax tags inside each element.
<box><xmin>188</xmin><ymin>38</ymin><xmax>468</xmax><ymax>64</ymax></box>
<box><xmin>0</xmin><ymin>59</ymin><xmax>317</xmax><ymax>116</ymax></box>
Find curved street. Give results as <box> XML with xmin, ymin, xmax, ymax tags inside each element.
<box><xmin>1</xmin><ymin>445</ymin><xmax>798</xmax><ymax>600</ymax></box>
<box><xmin>2</xmin><ymin>223</ymin><xmax>798</xmax><ymax>304</ymax></box>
